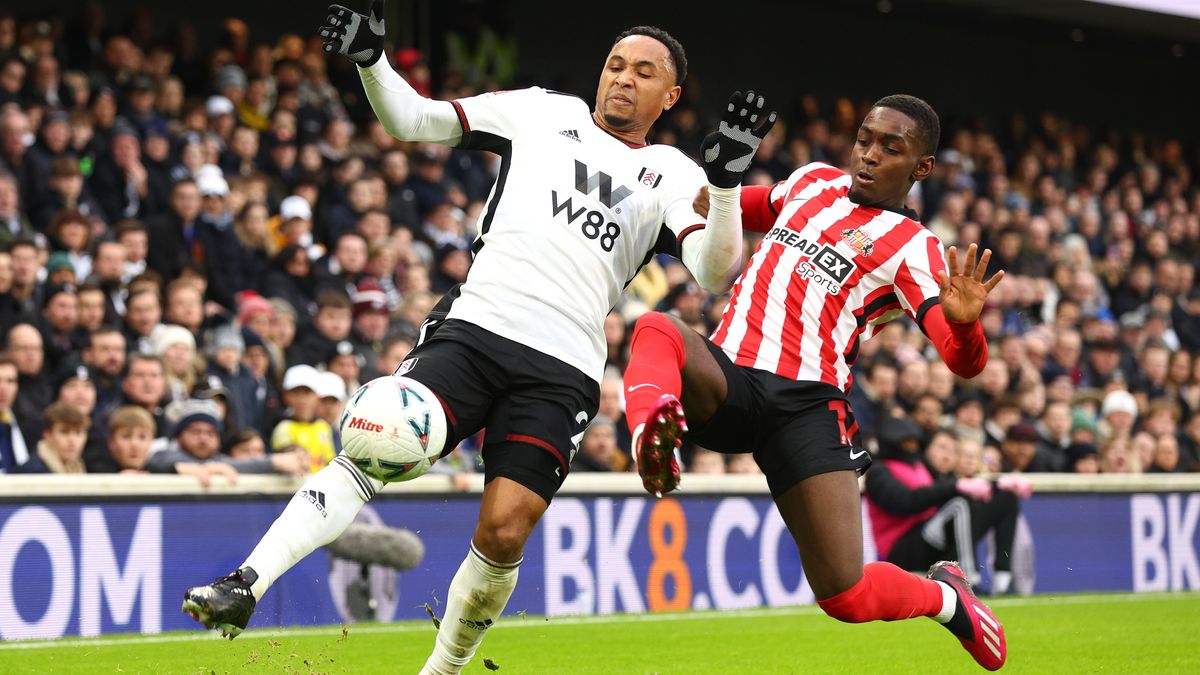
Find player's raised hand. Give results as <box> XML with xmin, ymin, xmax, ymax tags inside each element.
<box><xmin>319</xmin><ymin>0</ymin><xmax>387</xmax><ymax>66</ymax></box>
<box><xmin>938</xmin><ymin>243</ymin><xmax>1004</xmax><ymax>322</ymax></box>
<box><xmin>701</xmin><ymin>90</ymin><xmax>777</xmax><ymax>189</ymax></box>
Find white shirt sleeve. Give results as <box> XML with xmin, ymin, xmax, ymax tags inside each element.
<box><xmin>451</xmin><ymin>87</ymin><xmax>555</xmax><ymax>150</ymax></box>
<box><xmin>658</xmin><ymin>159</ymin><xmax>743</xmax><ymax>292</ymax></box>
<box><xmin>680</xmin><ymin>185</ymin><xmax>742</xmax><ymax>292</ymax></box>
<box><xmin>357</xmin><ymin>59</ymin><xmax>463</xmax><ymax>145</ymax></box>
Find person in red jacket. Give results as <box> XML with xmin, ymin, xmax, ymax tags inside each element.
<box><xmin>865</xmin><ymin>416</ymin><xmax>1025</xmax><ymax>594</ymax></box>
<box><xmin>623</xmin><ymin>95</ymin><xmax>1009</xmax><ymax>669</ymax></box>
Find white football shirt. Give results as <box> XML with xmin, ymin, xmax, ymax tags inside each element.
<box><xmin>447</xmin><ymin>87</ymin><xmax>706</xmax><ymax>382</ymax></box>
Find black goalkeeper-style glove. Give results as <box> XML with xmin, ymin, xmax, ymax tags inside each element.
<box><xmin>701</xmin><ymin>90</ymin><xmax>777</xmax><ymax>189</ymax></box>
<box><xmin>319</xmin><ymin>0</ymin><xmax>387</xmax><ymax>67</ymax></box>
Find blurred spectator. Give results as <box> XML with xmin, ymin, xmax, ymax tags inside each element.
<box><xmin>1100</xmin><ymin>435</ymin><xmax>1140</xmax><ymax>474</ymax></box>
<box><xmin>152</xmin><ymin>398</ymin><xmax>307</xmax><ymax>477</ymax></box>
<box><xmin>865</xmin><ymin>417</ymin><xmax>1024</xmax><ymax>591</ymax></box>
<box><xmin>324</xmin><ymin>340</ymin><xmax>362</xmax><ymax>394</ymax></box>
<box><xmin>271</xmin><ymin>364</ymin><xmax>335</xmax><ymax>472</ymax></box>
<box><xmin>726</xmin><ymin>453</ymin><xmax>761</xmax><ymax>474</ymax></box>
<box><xmin>225</xmin><ymin>428</ymin><xmax>267</xmax><ymax>461</ymax></box>
<box><xmin>288</xmin><ymin>290</ymin><xmax>351</xmax><ymax>366</ymax></box>
<box><xmin>573</xmin><ymin>415</ymin><xmax>624</xmax><ymax>472</ymax></box>
<box><xmin>146</xmin><ymin>178</ymin><xmax>202</xmax><ymax>282</ymax></box>
<box><xmin>14</xmin><ymin>401</ymin><xmax>90</xmax><ymax>474</ymax></box>
<box><xmin>7</xmin><ymin>323</ymin><xmax>50</xmax><ymax>432</ymax></box>
<box><xmin>848</xmin><ymin>359</ymin><xmax>897</xmax><ymax>448</ymax></box>
<box><xmin>98</xmin><ymin>352</ymin><xmax>168</xmax><ymax>438</ymax></box>
<box><xmin>0</xmin><ymin>352</ymin><xmax>33</xmax><ymax>472</ymax></box>
<box><xmin>1000</xmin><ymin>422</ymin><xmax>1054</xmax><ymax>472</ymax></box>
<box><xmin>1100</xmin><ymin>389</ymin><xmax>1138</xmax><ymax>440</ymax></box>
<box><xmin>689</xmin><ymin>447</ymin><xmax>725</xmax><ymax>474</ymax></box>
<box><xmin>41</xmin><ymin>283</ymin><xmax>85</xmax><ymax>372</ymax></box>
<box><xmin>314</xmin><ymin>369</ymin><xmax>347</xmax><ymax>452</ymax></box>
<box><xmin>1065</xmin><ymin>442</ymin><xmax>1100</xmax><ymax>474</ymax></box>
<box><xmin>204</xmin><ymin>323</ymin><xmax>259</xmax><ymax>434</ymax></box>
<box><xmin>104</xmin><ymin>405</ymin><xmax>156</xmax><ymax>474</ymax></box>
<box><xmin>152</xmin><ymin>324</ymin><xmax>197</xmax><ymax>402</ymax></box>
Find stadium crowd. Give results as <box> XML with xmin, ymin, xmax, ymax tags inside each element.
<box><xmin>0</xmin><ymin>5</ymin><xmax>1197</xmax><ymax>485</ymax></box>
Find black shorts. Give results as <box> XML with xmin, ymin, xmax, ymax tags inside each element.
<box><xmin>686</xmin><ymin>339</ymin><xmax>872</xmax><ymax>496</ymax></box>
<box><xmin>397</xmin><ymin>318</ymin><xmax>599</xmax><ymax>504</ymax></box>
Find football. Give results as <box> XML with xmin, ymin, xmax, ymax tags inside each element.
<box><xmin>339</xmin><ymin>375</ymin><xmax>447</xmax><ymax>482</ymax></box>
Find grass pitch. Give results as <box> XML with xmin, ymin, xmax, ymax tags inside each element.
<box><xmin>2</xmin><ymin>593</ymin><xmax>1196</xmax><ymax>674</ymax></box>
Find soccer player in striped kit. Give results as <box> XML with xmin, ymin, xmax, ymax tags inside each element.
<box><xmin>625</xmin><ymin>95</ymin><xmax>1009</xmax><ymax>670</ymax></box>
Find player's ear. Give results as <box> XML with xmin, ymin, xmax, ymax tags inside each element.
<box><xmin>662</xmin><ymin>84</ymin><xmax>681</xmax><ymax>111</ymax></box>
<box><xmin>911</xmin><ymin>154</ymin><xmax>935</xmax><ymax>183</ymax></box>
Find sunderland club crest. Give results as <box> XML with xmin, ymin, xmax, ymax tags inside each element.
<box><xmin>840</xmin><ymin>228</ymin><xmax>875</xmax><ymax>257</ymax></box>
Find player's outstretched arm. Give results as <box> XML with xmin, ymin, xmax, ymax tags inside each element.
<box><xmin>319</xmin><ymin>0</ymin><xmax>462</xmax><ymax>145</ymax></box>
<box><xmin>682</xmin><ymin>90</ymin><xmax>777</xmax><ymax>291</ymax></box>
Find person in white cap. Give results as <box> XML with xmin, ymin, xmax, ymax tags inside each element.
<box><xmin>151</xmin><ymin>323</ymin><xmax>198</xmax><ymax>404</ymax></box>
<box><xmin>313</xmin><ymin>369</ymin><xmax>347</xmax><ymax>451</ymax></box>
<box><xmin>274</xmin><ymin>194</ymin><xmax>325</xmax><ymax>260</ymax></box>
<box><xmin>1101</xmin><ymin>389</ymin><xmax>1139</xmax><ymax>439</ymax></box>
<box><xmin>205</xmin><ymin>95</ymin><xmax>237</xmax><ymax>141</ymax></box>
<box><xmin>195</xmin><ymin>166</ymin><xmax>250</xmax><ymax>309</ymax></box>
<box><xmin>270</xmin><ymin>364</ymin><xmax>336</xmax><ymax>472</ymax></box>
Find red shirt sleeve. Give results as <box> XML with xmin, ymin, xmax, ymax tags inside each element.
<box><xmin>740</xmin><ymin>185</ymin><xmax>778</xmax><ymax>233</ymax></box>
<box><xmin>920</xmin><ymin>303</ymin><xmax>988</xmax><ymax>379</ymax></box>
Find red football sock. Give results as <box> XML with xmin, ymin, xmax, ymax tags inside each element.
<box><xmin>817</xmin><ymin>562</ymin><xmax>945</xmax><ymax>623</ymax></box>
<box><xmin>624</xmin><ymin>312</ymin><xmax>687</xmax><ymax>434</ymax></box>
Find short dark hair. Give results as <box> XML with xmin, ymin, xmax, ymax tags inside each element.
<box><xmin>44</xmin><ymin>401</ymin><xmax>90</xmax><ymax>432</ymax></box>
<box><xmin>316</xmin><ymin>290</ymin><xmax>352</xmax><ymax>312</ymax></box>
<box><xmin>872</xmin><ymin>94</ymin><xmax>940</xmax><ymax>156</ymax></box>
<box><xmin>613</xmin><ymin>26</ymin><xmax>687</xmax><ymax>86</ymax></box>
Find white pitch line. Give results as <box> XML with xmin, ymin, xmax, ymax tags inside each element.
<box><xmin>0</xmin><ymin>592</ymin><xmax>1191</xmax><ymax>650</ymax></box>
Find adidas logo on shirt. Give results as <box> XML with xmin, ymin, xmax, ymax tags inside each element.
<box><xmin>559</xmin><ymin>129</ymin><xmax>581</xmax><ymax>142</ymax></box>
<box><xmin>302</xmin><ymin>489</ymin><xmax>328</xmax><ymax>518</ymax></box>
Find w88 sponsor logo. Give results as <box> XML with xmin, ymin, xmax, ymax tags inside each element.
<box><xmin>550</xmin><ymin>190</ymin><xmax>622</xmax><ymax>252</ymax></box>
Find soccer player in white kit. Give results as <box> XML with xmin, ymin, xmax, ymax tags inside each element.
<box><xmin>181</xmin><ymin>1</ymin><xmax>775</xmax><ymax>672</ymax></box>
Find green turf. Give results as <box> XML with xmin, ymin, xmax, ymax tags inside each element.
<box><xmin>2</xmin><ymin>593</ymin><xmax>1197</xmax><ymax>674</ymax></box>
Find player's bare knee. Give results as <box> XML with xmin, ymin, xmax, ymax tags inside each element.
<box><xmin>811</xmin><ymin>570</ymin><xmax>864</xmax><ymax>608</ymax></box>
<box><xmin>473</xmin><ymin>519</ymin><xmax>529</xmax><ymax>564</ymax></box>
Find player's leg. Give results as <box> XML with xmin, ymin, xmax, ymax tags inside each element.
<box><xmin>920</xmin><ymin>497</ymin><xmax>980</xmax><ymax>585</ymax></box>
<box><xmin>422</xmin><ymin>342</ymin><xmax>595</xmax><ymax>675</ymax></box>
<box><xmin>761</xmin><ymin>405</ymin><xmax>1006</xmax><ymax>669</ymax></box>
<box><xmin>624</xmin><ymin>311</ymin><xmax>728</xmax><ymax>428</ymax></box>
<box><xmin>623</xmin><ymin>311</ymin><xmax>731</xmax><ymax>494</ymax></box>
<box><xmin>773</xmin><ymin>469</ymin><xmax>948</xmax><ymax>616</ymax></box>
<box><xmin>183</xmin><ymin>324</ymin><xmax>495</xmax><ymax>638</ymax></box>
<box><xmin>421</xmin><ymin>473</ymin><xmax>549</xmax><ymax>675</ymax></box>
<box><xmin>964</xmin><ymin>489</ymin><xmax>1020</xmax><ymax>594</ymax></box>
<box><xmin>181</xmin><ymin>456</ymin><xmax>385</xmax><ymax>637</ymax></box>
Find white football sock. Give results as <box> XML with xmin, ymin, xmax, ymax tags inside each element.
<box><xmin>241</xmin><ymin>456</ymin><xmax>382</xmax><ymax>600</ymax></box>
<box><xmin>932</xmin><ymin>581</ymin><xmax>958</xmax><ymax>624</ymax></box>
<box><xmin>420</xmin><ymin>542</ymin><xmax>520</xmax><ymax>675</ymax></box>
<box><xmin>992</xmin><ymin>571</ymin><xmax>1013</xmax><ymax>595</ymax></box>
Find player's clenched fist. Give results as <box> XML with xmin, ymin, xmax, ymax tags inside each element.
<box><xmin>319</xmin><ymin>0</ymin><xmax>387</xmax><ymax>66</ymax></box>
<box><xmin>701</xmin><ymin>90</ymin><xmax>777</xmax><ymax>189</ymax></box>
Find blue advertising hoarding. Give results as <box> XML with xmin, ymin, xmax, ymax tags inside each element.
<box><xmin>0</xmin><ymin>491</ymin><xmax>1197</xmax><ymax>639</ymax></box>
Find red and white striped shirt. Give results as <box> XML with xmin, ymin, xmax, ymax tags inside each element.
<box><xmin>710</xmin><ymin>162</ymin><xmax>986</xmax><ymax>391</ymax></box>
